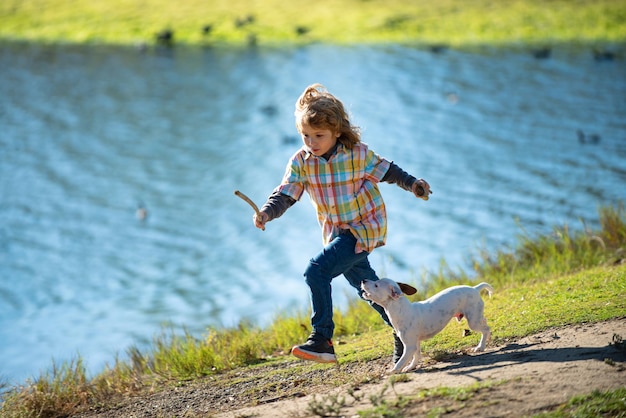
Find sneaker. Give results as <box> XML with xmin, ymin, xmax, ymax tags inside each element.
<box><xmin>291</xmin><ymin>334</ymin><xmax>337</xmax><ymax>363</ymax></box>
<box><xmin>393</xmin><ymin>332</ymin><xmax>404</xmax><ymax>364</ymax></box>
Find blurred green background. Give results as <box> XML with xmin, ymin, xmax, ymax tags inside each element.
<box><xmin>1</xmin><ymin>0</ymin><xmax>625</xmax><ymax>47</ymax></box>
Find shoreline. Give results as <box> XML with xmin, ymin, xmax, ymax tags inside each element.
<box><xmin>1</xmin><ymin>37</ymin><xmax>623</xmax><ymax>59</ymax></box>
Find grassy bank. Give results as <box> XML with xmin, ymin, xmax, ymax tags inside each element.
<box><xmin>1</xmin><ymin>204</ymin><xmax>625</xmax><ymax>417</ymax></box>
<box><xmin>1</xmin><ymin>0</ymin><xmax>625</xmax><ymax>47</ymax></box>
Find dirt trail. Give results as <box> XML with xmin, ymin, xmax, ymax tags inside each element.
<box><xmin>77</xmin><ymin>318</ymin><xmax>626</xmax><ymax>417</ymax></box>
<box><xmin>218</xmin><ymin>318</ymin><xmax>626</xmax><ymax>418</ymax></box>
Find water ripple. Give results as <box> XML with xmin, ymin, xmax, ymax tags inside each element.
<box><xmin>0</xmin><ymin>42</ymin><xmax>624</xmax><ymax>384</ymax></box>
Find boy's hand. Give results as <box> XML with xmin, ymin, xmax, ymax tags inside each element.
<box><xmin>412</xmin><ymin>179</ymin><xmax>432</xmax><ymax>201</ymax></box>
<box><xmin>254</xmin><ymin>211</ymin><xmax>269</xmax><ymax>230</ymax></box>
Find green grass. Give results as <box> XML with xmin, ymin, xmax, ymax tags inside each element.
<box><xmin>534</xmin><ymin>387</ymin><xmax>626</xmax><ymax>418</ymax></box>
<box><xmin>417</xmin><ymin>264</ymin><xmax>626</xmax><ymax>355</ymax></box>
<box><xmin>354</xmin><ymin>381</ymin><xmax>626</xmax><ymax>417</ymax></box>
<box><xmin>0</xmin><ymin>0</ymin><xmax>625</xmax><ymax>47</ymax></box>
<box><xmin>355</xmin><ymin>380</ymin><xmax>503</xmax><ymax>418</ymax></box>
<box><xmin>1</xmin><ymin>203</ymin><xmax>625</xmax><ymax>417</ymax></box>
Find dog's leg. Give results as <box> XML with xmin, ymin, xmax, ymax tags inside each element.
<box><xmin>467</xmin><ymin>315</ymin><xmax>490</xmax><ymax>352</ymax></box>
<box><xmin>390</xmin><ymin>341</ymin><xmax>419</xmax><ymax>373</ymax></box>
<box><xmin>390</xmin><ymin>352</ymin><xmax>410</xmax><ymax>373</ymax></box>
<box><xmin>391</xmin><ymin>340</ymin><xmax>419</xmax><ymax>374</ymax></box>
<box><xmin>401</xmin><ymin>339</ymin><xmax>421</xmax><ymax>372</ymax></box>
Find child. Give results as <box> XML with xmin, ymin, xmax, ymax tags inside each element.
<box><xmin>253</xmin><ymin>84</ymin><xmax>431</xmax><ymax>364</ymax></box>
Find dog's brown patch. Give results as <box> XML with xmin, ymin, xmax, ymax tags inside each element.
<box><xmin>398</xmin><ymin>282</ymin><xmax>418</xmax><ymax>295</ymax></box>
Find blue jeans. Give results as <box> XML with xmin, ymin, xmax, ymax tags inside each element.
<box><xmin>304</xmin><ymin>230</ymin><xmax>391</xmax><ymax>340</ymax></box>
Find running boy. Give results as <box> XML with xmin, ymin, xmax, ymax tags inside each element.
<box><xmin>253</xmin><ymin>84</ymin><xmax>431</xmax><ymax>364</ymax></box>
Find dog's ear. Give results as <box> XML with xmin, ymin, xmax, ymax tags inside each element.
<box><xmin>390</xmin><ymin>284</ymin><xmax>403</xmax><ymax>300</ymax></box>
<box><xmin>397</xmin><ymin>282</ymin><xmax>418</xmax><ymax>295</ymax></box>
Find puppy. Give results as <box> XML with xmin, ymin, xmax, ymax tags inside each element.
<box><xmin>361</xmin><ymin>278</ymin><xmax>493</xmax><ymax>374</ymax></box>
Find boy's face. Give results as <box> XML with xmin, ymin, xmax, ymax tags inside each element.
<box><xmin>299</xmin><ymin>124</ymin><xmax>339</xmax><ymax>157</ymax></box>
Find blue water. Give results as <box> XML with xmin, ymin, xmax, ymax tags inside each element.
<box><xmin>1</xmin><ymin>42</ymin><xmax>624</xmax><ymax>385</ymax></box>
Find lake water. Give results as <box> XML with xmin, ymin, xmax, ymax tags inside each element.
<box><xmin>1</xmin><ymin>41</ymin><xmax>624</xmax><ymax>385</ymax></box>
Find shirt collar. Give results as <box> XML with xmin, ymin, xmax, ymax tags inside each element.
<box><xmin>303</xmin><ymin>142</ymin><xmax>343</xmax><ymax>161</ymax></box>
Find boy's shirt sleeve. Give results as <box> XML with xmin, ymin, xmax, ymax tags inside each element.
<box><xmin>363</xmin><ymin>147</ymin><xmax>391</xmax><ymax>182</ymax></box>
<box><xmin>275</xmin><ymin>149</ymin><xmax>307</xmax><ymax>201</ymax></box>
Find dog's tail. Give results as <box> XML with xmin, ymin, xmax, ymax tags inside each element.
<box><xmin>474</xmin><ymin>282</ymin><xmax>494</xmax><ymax>298</ymax></box>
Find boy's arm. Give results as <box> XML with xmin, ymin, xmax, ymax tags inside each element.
<box><xmin>254</xmin><ymin>191</ymin><xmax>296</xmax><ymax>230</ymax></box>
<box><xmin>382</xmin><ymin>162</ymin><xmax>415</xmax><ymax>191</ymax></box>
<box><xmin>382</xmin><ymin>162</ymin><xmax>432</xmax><ymax>200</ymax></box>
<box><xmin>260</xmin><ymin>191</ymin><xmax>297</xmax><ymax>221</ymax></box>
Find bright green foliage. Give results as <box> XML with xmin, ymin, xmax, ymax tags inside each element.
<box><xmin>533</xmin><ymin>387</ymin><xmax>626</xmax><ymax>418</ymax></box>
<box><xmin>429</xmin><ymin>204</ymin><xmax>626</xmax><ymax>292</ymax></box>
<box><xmin>0</xmin><ymin>0</ymin><xmax>624</xmax><ymax>47</ymax></box>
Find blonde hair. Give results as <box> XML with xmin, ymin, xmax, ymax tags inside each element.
<box><xmin>294</xmin><ymin>84</ymin><xmax>361</xmax><ymax>149</ymax></box>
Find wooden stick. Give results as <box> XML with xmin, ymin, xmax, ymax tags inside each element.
<box><xmin>234</xmin><ymin>190</ymin><xmax>264</xmax><ymax>231</ymax></box>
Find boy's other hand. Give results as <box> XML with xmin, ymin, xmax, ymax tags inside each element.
<box><xmin>254</xmin><ymin>211</ymin><xmax>269</xmax><ymax>230</ymax></box>
<box><xmin>412</xmin><ymin>179</ymin><xmax>432</xmax><ymax>201</ymax></box>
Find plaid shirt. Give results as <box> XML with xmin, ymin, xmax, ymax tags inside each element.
<box><xmin>276</xmin><ymin>142</ymin><xmax>391</xmax><ymax>253</ymax></box>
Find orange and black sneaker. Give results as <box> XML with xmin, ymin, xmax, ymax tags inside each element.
<box><xmin>291</xmin><ymin>334</ymin><xmax>337</xmax><ymax>363</ymax></box>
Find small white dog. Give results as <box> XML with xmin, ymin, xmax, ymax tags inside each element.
<box><xmin>361</xmin><ymin>278</ymin><xmax>493</xmax><ymax>374</ymax></box>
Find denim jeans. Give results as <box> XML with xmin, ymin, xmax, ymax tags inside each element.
<box><xmin>304</xmin><ymin>230</ymin><xmax>391</xmax><ymax>340</ymax></box>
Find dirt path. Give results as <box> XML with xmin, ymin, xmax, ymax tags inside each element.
<box><xmin>218</xmin><ymin>318</ymin><xmax>626</xmax><ymax>418</ymax></box>
<box><xmin>77</xmin><ymin>318</ymin><xmax>626</xmax><ymax>417</ymax></box>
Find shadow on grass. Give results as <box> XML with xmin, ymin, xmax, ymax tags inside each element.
<box><xmin>418</xmin><ymin>329</ymin><xmax>626</xmax><ymax>381</ymax></box>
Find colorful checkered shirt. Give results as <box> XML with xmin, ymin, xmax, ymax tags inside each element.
<box><xmin>276</xmin><ymin>142</ymin><xmax>391</xmax><ymax>253</ymax></box>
